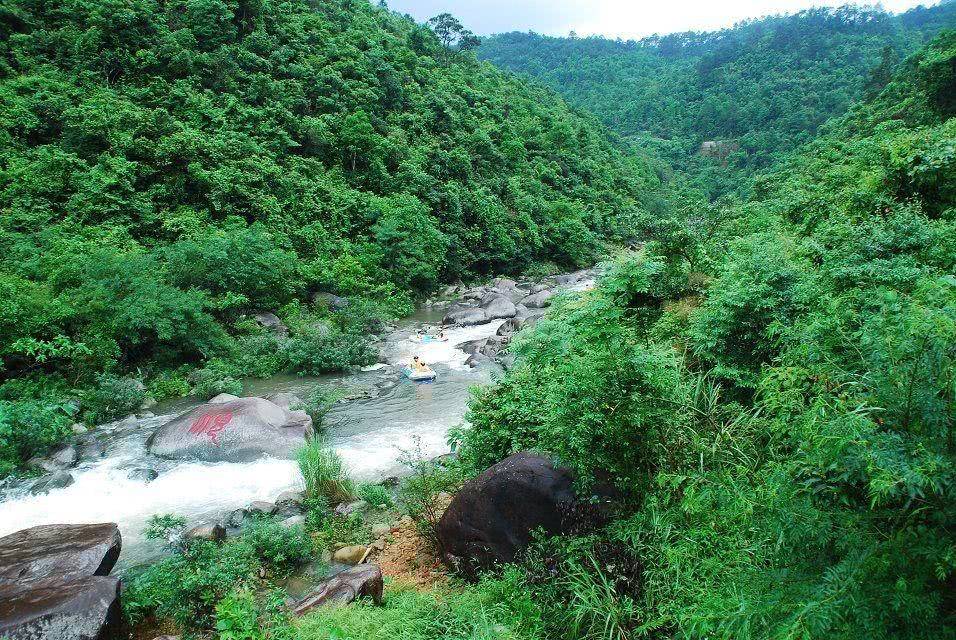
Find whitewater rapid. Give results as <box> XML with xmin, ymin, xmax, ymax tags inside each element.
<box><xmin>0</xmin><ymin>316</ymin><xmax>505</xmax><ymax>567</ymax></box>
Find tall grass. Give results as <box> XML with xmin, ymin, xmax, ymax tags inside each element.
<box><xmin>296</xmin><ymin>438</ymin><xmax>355</xmax><ymax>504</ymax></box>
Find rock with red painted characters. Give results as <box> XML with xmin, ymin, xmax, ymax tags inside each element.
<box><xmin>147</xmin><ymin>397</ymin><xmax>312</xmax><ymax>462</ymax></box>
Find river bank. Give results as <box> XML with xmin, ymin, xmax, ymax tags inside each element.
<box><xmin>0</xmin><ymin>269</ymin><xmax>597</xmax><ymax>570</ymax></box>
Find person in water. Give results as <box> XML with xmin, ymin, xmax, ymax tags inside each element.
<box><xmin>412</xmin><ymin>355</ymin><xmax>428</xmax><ymax>372</ymax></box>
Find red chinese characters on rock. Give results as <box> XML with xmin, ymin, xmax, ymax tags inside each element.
<box><xmin>188</xmin><ymin>410</ymin><xmax>234</xmax><ymax>444</ymax></box>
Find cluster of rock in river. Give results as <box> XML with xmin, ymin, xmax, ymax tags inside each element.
<box><xmin>439</xmin><ymin>268</ymin><xmax>595</xmax><ymax>368</ymax></box>
<box><xmin>1</xmin><ymin>269</ymin><xmax>603</xmax><ymax>638</ymax></box>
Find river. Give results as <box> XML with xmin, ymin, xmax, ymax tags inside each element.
<box><xmin>0</xmin><ymin>303</ymin><xmax>506</xmax><ymax>569</ymax></box>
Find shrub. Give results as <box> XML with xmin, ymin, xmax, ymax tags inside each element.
<box><xmin>215</xmin><ymin>589</ymin><xmax>262</xmax><ymax>640</ymax></box>
<box><xmin>398</xmin><ymin>444</ymin><xmax>466</xmax><ymax>549</ymax></box>
<box><xmin>124</xmin><ymin>539</ymin><xmax>259</xmax><ymax>629</ymax></box>
<box><xmin>189</xmin><ymin>359</ymin><xmax>243</xmax><ymax>399</ymax></box>
<box><xmin>292</xmin><ymin>386</ymin><xmax>344</xmax><ymax>435</ymax></box>
<box><xmin>522</xmin><ymin>536</ymin><xmax>642</xmax><ymax>640</ymax></box>
<box><xmin>80</xmin><ymin>374</ymin><xmax>147</xmax><ymax>424</ymax></box>
<box><xmin>296</xmin><ymin>439</ymin><xmax>355</xmax><ymax>504</ymax></box>
<box><xmin>0</xmin><ymin>397</ymin><xmax>73</xmax><ymax>476</ymax></box>
<box><xmin>283</xmin><ymin>324</ymin><xmax>377</xmax><ymax>375</ymax></box>
<box><xmin>358</xmin><ymin>483</ymin><xmax>394</xmax><ymax>509</ymax></box>
<box><xmin>239</xmin><ymin>516</ymin><xmax>313</xmax><ymax>574</ymax></box>
<box><xmin>146</xmin><ymin>369</ymin><xmax>191</xmax><ymax>401</ymax></box>
<box><xmin>125</xmin><ymin>514</ymin><xmax>313</xmax><ymax>630</ymax></box>
<box><xmin>143</xmin><ymin>513</ymin><xmax>188</xmax><ymax>548</ymax></box>
<box><xmin>312</xmin><ymin>512</ymin><xmax>373</xmax><ymax>550</ymax></box>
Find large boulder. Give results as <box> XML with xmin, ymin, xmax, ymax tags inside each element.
<box><xmin>442</xmin><ymin>305</ymin><xmax>487</xmax><ymax>326</ymax></box>
<box><xmin>253</xmin><ymin>312</ymin><xmax>288</xmax><ymax>338</ymax></box>
<box><xmin>0</xmin><ymin>576</ymin><xmax>122</xmax><ymax>640</ymax></box>
<box><xmin>457</xmin><ymin>338</ymin><xmax>487</xmax><ymax>355</ymax></box>
<box><xmin>479</xmin><ymin>293</ymin><xmax>517</xmax><ymax>320</ymax></box>
<box><xmin>437</xmin><ymin>452</ymin><xmax>576</xmax><ymax>578</ymax></box>
<box><xmin>292</xmin><ymin>564</ymin><xmax>383</xmax><ymax>615</ymax></box>
<box><xmin>0</xmin><ymin>524</ymin><xmax>121</xmax><ymax>586</ymax></box>
<box><xmin>30</xmin><ymin>471</ymin><xmax>74</xmax><ymax>495</ymax></box>
<box><xmin>521</xmin><ymin>289</ymin><xmax>555</xmax><ymax>309</ymax></box>
<box><xmin>147</xmin><ymin>397</ymin><xmax>312</xmax><ymax>462</ymax></box>
<box><xmin>489</xmin><ymin>278</ymin><xmax>529</xmax><ymax>303</ymax></box>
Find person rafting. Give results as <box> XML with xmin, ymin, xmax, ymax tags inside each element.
<box><xmin>404</xmin><ymin>355</ymin><xmax>437</xmax><ymax>381</ymax></box>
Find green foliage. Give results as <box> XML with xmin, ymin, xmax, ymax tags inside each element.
<box><xmin>79</xmin><ymin>374</ymin><xmax>146</xmax><ymax>424</ymax></box>
<box><xmin>188</xmin><ymin>359</ymin><xmax>243</xmax><ymax>399</ymax></box>
<box><xmin>458</xmin><ymin>36</ymin><xmax>956</xmax><ymax>638</ymax></box>
<box><xmin>143</xmin><ymin>513</ymin><xmax>188</xmax><ymax>546</ymax></box>
<box><xmin>240</xmin><ymin>516</ymin><xmax>313</xmax><ymax>573</ymax></box>
<box><xmin>0</xmin><ymin>395</ymin><xmax>73</xmax><ymax>476</ymax></box>
<box><xmin>311</xmin><ymin>512</ymin><xmax>373</xmax><ymax>551</ymax></box>
<box><xmin>479</xmin><ymin>3</ymin><xmax>956</xmax><ymax>196</ymax></box>
<box><xmin>292</xmin><ymin>386</ymin><xmax>343</xmax><ymax>435</ymax></box>
<box><xmin>296</xmin><ymin>571</ymin><xmax>544</xmax><ymax>640</ymax></box>
<box><xmin>0</xmin><ymin>0</ymin><xmax>655</xmax><ymax>473</ymax></box>
<box><xmin>296</xmin><ymin>440</ymin><xmax>355</xmax><ymax>505</ymax></box>
<box><xmin>398</xmin><ymin>444</ymin><xmax>466</xmax><ymax>547</ymax></box>
<box><xmin>357</xmin><ymin>482</ymin><xmax>395</xmax><ymax>509</ymax></box>
<box><xmin>371</xmin><ymin>194</ymin><xmax>449</xmax><ymax>293</ymax></box>
<box><xmin>215</xmin><ymin>589</ymin><xmax>262</xmax><ymax>640</ymax></box>
<box><xmin>124</xmin><ymin>514</ymin><xmax>312</xmax><ymax>631</ymax></box>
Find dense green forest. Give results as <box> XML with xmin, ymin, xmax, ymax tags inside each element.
<box><xmin>0</xmin><ymin>0</ymin><xmax>657</xmax><ymax>473</ymax></box>
<box><xmin>2</xmin><ymin>0</ymin><xmax>954</xmax><ymax>637</ymax></box>
<box><xmin>452</xmin><ymin>29</ymin><xmax>956</xmax><ymax>639</ymax></box>
<box><xmin>479</xmin><ymin>3</ymin><xmax>956</xmax><ymax>196</ymax></box>
<box><xmin>126</xmin><ymin>29</ymin><xmax>955</xmax><ymax>640</ymax></box>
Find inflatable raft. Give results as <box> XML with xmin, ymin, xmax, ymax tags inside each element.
<box><xmin>410</xmin><ymin>334</ymin><xmax>448</xmax><ymax>344</ymax></box>
<box><xmin>402</xmin><ymin>365</ymin><xmax>437</xmax><ymax>381</ymax></box>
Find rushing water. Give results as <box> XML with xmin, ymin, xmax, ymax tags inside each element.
<box><xmin>0</xmin><ymin>305</ymin><xmax>505</xmax><ymax>568</ymax></box>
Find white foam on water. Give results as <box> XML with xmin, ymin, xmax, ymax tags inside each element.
<box><xmin>0</xmin><ymin>316</ymin><xmax>510</xmax><ymax>565</ymax></box>
<box><xmin>0</xmin><ymin>454</ymin><xmax>301</xmax><ymax>552</ymax></box>
<box><xmin>334</xmin><ymin>417</ymin><xmax>451</xmax><ymax>481</ymax></box>
<box><xmin>387</xmin><ymin>319</ymin><xmax>506</xmax><ymax>370</ymax></box>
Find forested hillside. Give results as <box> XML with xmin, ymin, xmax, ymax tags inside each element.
<box><xmin>480</xmin><ymin>3</ymin><xmax>956</xmax><ymax>195</ymax></box>
<box><xmin>0</xmin><ymin>0</ymin><xmax>657</xmax><ymax>473</ymax></box>
<box><xmin>454</xmin><ymin>30</ymin><xmax>956</xmax><ymax>638</ymax></box>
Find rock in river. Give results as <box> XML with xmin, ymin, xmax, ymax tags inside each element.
<box><xmin>30</xmin><ymin>471</ymin><xmax>74</xmax><ymax>495</ymax></box>
<box><xmin>442</xmin><ymin>305</ymin><xmax>487</xmax><ymax>326</ymax></box>
<box><xmin>479</xmin><ymin>293</ymin><xmax>517</xmax><ymax>320</ymax></box>
<box><xmin>0</xmin><ymin>576</ymin><xmax>122</xmax><ymax>640</ymax></box>
<box><xmin>0</xmin><ymin>523</ymin><xmax>121</xmax><ymax>586</ymax></box>
<box><xmin>437</xmin><ymin>452</ymin><xmax>576</xmax><ymax>579</ymax></box>
<box><xmin>521</xmin><ymin>289</ymin><xmax>555</xmax><ymax>309</ymax></box>
<box><xmin>147</xmin><ymin>396</ymin><xmax>312</xmax><ymax>462</ymax></box>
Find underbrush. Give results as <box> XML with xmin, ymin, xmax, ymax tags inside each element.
<box><xmin>296</xmin><ymin>570</ymin><xmax>545</xmax><ymax>640</ymax></box>
<box><xmin>124</xmin><ymin>515</ymin><xmax>314</xmax><ymax>631</ymax></box>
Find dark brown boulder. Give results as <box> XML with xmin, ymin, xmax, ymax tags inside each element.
<box><xmin>0</xmin><ymin>523</ymin><xmax>121</xmax><ymax>586</ymax></box>
<box><xmin>0</xmin><ymin>576</ymin><xmax>122</xmax><ymax>640</ymax></box>
<box><xmin>437</xmin><ymin>452</ymin><xmax>576</xmax><ymax>578</ymax></box>
<box><xmin>292</xmin><ymin>564</ymin><xmax>383</xmax><ymax>615</ymax></box>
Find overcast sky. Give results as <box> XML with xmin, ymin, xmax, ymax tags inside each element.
<box><xmin>385</xmin><ymin>0</ymin><xmax>940</xmax><ymax>39</ymax></box>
